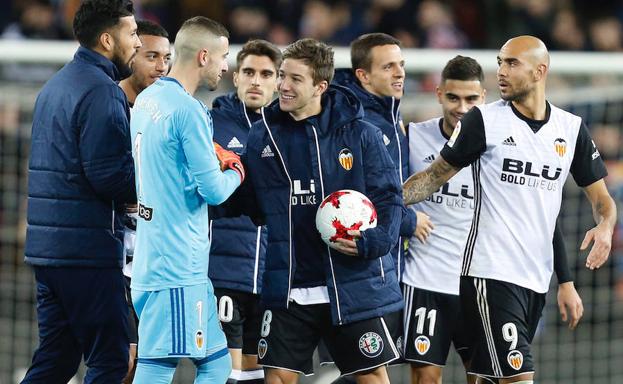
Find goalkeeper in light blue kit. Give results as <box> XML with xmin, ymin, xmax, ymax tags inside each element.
<box><xmin>129</xmin><ymin>16</ymin><xmax>245</xmax><ymax>383</ymax></box>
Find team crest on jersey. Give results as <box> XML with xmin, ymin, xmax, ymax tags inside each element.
<box><xmin>447</xmin><ymin>121</ymin><xmax>461</xmax><ymax>148</ymax></box>
<box><xmin>195</xmin><ymin>330</ymin><xmax>204</xmax><ymax>349</ymax></box>
<box><xmin>507</xmin><ymin>350</ymin><xmax>523</xmax><ymax>370</ymax></box>
<box><xmin>359</xmin><ymin>332</ymin><xmax>384</xmax><ymax>358</ymax></box>
<box><xmin>554</xmin><ymin>138</ymin><xmax>567</xmax><ymax>157</ymax></box>
<box><xmin>414</xmin><ymin>335</ymin><xmax>430</xmax><ymax>355</ymax></box>
<box><xmin>258</xmin><ymin>338</ymin><xmax>268</xmax><ymax>359</ymax></box>
<box><xmin>338</xmin><ymin>148</ymin><xmax>354</xmax><ymax>171</ymax></box>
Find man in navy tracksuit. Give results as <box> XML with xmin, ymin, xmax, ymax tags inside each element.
<box><xmin>330</xmin><ymin>34</ymin><xmax>434</xmax><ymax>368</ymax></box>
<box><xmin>208</xmin><ymin>39</ymin><xmax>282</xmax><ymax>384</ymax></box>
<box><xmin>221</xmin><ymin>38</ymin><xmax>404</xmax><ymax>384</ymax></box>
<box><xmin>22</xmin><ymin>1</ymin><xmax>140</xmax><ymax>382</ymax></box>
<box><xmin>334</xmin><ymin>33</ymin><xmax>435</xmax><ymax>280</ymax></box>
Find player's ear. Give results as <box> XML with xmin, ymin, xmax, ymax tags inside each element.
<box><xmin>354</xmin><ymin>68</ymin><xmax>369</xmax><ymax>85</ymax></box>
<box><xmin>198</xmin><ymin>48</ymin><xmax>209</xmax><ymax>67</ymax></box>
<box><xmin>99</xmin><ymin>31</ymin><xmax>114</xmax><ymax>53</ymax></box>
<box><xmin>436</xmin><ymin>85</ymin><xmax>443</xmax><ymax>105</ymax></box>
<box><xmin>233</xmin><ymin>70</ymin><xmax>239</xmax><ymax>87</ymax></box>
<box><xmin>534</xmin><ymin>63</ymin><xmax>547</xmax><ymax>81</ymax></box>
<box><xmin>314</xmin><ymin>80</ymin><xmax>328</xmax><ymax>97</ymax></box>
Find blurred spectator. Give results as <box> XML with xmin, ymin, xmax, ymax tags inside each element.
<box><xmin>551</xmin><ymin>8</ymin><xmax>588</xmax><ymax>51</ymax></box>
<box><xmin>415</xmin><ymin>0</ymin><xmax>468</xmax><ymax>48</ymax></box>
<box><xmin>588</xmin><ymin>16</ymin><xmax>623</xmax><ymax>52</ymax></box>
<box><xmin>228</xmin><ymin>5</ymin><xmax>271</xmax><ymax>42</ymax></box>
<box><xmin>298</xmin><ymin>0</ymin><xmax>366</xmax><ymax>45</ymax></box>
<box><xmin>505</xmin><ymin>0</ymin><xmax>555</xmax><ymax>47</ymax></box>
<box><xmin>2</xmin><ymin>0</ymin><xmax>623</xmax><ymax>52</ymax></box>
<box><xmin>2</xmin><ymin>0</ymin><xmax>71</xmax><ymax>40</ymax></box>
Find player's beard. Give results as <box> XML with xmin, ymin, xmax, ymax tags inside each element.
<box><xmin>112</xmin><ymin>49</ymin><xmax>135</xmax><ymax>81</ymax></box>
<box><xmin>501</xmin><ymin>82</ymin><xmax>531</xmax><ymax>102</ymax></box>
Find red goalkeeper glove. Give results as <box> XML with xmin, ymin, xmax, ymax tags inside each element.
<box><xmin>214</xmin><ymin>142</ymin><xmax>245</xmax><ymax>183</ymax></box>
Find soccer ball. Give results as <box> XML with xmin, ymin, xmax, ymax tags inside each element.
<box><xmin>315</xmin><ymin>189</ymin><xmax>377</xmax><ymax>248</ymax></box>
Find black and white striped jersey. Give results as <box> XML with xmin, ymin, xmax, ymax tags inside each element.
<box><xmin>404</xmin><ymin>118</ymin><xmax>474</xmax><ymax>295</ymax></box>
<box><xmin>440</xmin><ymin>100</ymin><xmax>607</xmax><ymax>293</ymax></box>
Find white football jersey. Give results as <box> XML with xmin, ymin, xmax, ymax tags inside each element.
<box><xmin>441</xmin><ymin>100</ymin><xmax>606</xmax><ymax>293</ymax></box>
<box><xmin>403</xmin><ymin>118</ymin><xmax>475</xmax><ymax>295</ymax></box>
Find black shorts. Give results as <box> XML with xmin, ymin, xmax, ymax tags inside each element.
<box><xmin>460</xmin><ymin>276</ymin><xmax>546</xmax><ymax>379</ymax></box>
<box><xmin>402</xmin><ymin>284</ymin><xmax>470</xmax><ymax>366</ymax></box>
<box><xmin>258</xmin><ymin>302</ymin><xmax>399</xmax><ymax>376</ymax></box>
<box><xmin>317</xmin><ymin>309</ymin><xmax>404</xmax><ymax>366</ymax></box>
<box><xmin>124</xmin><ymin>276</ymin><xmax>138</xmax><ymax>344</ymax></box>
<box><xmin>215</xmin><ymin>288</ymin><xmax>263</xmax><ymax>355</ymax></box>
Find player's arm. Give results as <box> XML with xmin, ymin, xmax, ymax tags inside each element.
<box><xmin>553</xmin><ymin>220</ymin><xmax>583</xmax><ymax>329</ymax></box>
<box><xmin>581</xmin><ymin>179</ymin><xmax>616</xmax><ymax>270</ymax></box>
<box><xmin>178</xmin><ymin>107</ymin><xmax>242</xmax><ymax>205</ymax></box>
<box><xmin>403</xmin><ymin>157</ymin><xmax>459</xmax><ymax>205</ymax></box>
<box><xmin>334</xmin><ymin>124</ymin><xmax>402</xmax><ymax>258</ymax></box>
<box><xmin>79</xmin><ymin>84</ymin><xmax>136</xmax><ymax>203</ymax></box>
<box><xmin>569</xmin><ymin>121</ymin><xmax>616</xmax><ymax>270</ymax></box>
<box><xmin>403</xmin><ymin>107</ymin><xmax>486</xmax><ymax>205</ymax></box>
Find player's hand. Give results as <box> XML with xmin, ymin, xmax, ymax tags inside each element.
<box><xmin>214</xmin><ymin>142</ymin><xmax>245</xmax><ymax>183</ymax></box>
<box><xmin>557</xmin><ymin>281</ymin><xmax>583</xmax><ymax>330</ymax></box>
<box><xmin>580</xmin><ymin>222</ymin><xmax>612</xmax><ymax>270</ymax></box>
<box><xmin>333</xmin><ymin>230</ymin><xmax>361</xmax><ymax>256</ymax></box>
<box><xmin>414</xmin><ymin>211</ymin><xmax>434</xmax><ymax>243</ymax></box>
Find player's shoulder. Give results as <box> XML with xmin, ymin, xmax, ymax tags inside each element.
<box><xmin>547</xmin><ymin>101</ymin><xmax>583</xmax><ymax>128</ymax></box>
<box><xmin>409</xmin><ymin>117</ymin><xmax>441</xmax><ymax>131</ymax></box>
<box><xmin>475</xmin><ymin>99</ymin><xmax>509</xmax><ymax>114</ymax></box>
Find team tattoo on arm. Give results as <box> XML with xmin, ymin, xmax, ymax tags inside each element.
<box><xmin>403</xmin><ymin>157</ymin><xmax>460</xmax><ymax>205</ymax></box>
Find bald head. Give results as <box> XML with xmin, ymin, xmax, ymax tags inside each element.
<box><xmin>501</xmin><ymin>35</ymin><xmax>550</xmax><ymax>68</ymax></box>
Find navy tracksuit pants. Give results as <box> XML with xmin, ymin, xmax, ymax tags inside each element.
<box><xmin>21</xmin><ymin>266</ymin><xmax>129</xmax><ymax>384</ymax></box>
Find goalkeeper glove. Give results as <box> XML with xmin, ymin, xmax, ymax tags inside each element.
<box><xmin>214</xmin><ymin>142</ymin><xmax>245</xmax><ymax>183</ymax></box>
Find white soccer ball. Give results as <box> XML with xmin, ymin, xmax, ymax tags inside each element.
<box><xmin>315</xmin><ymin>189</ymin><xmax>377</xmax><ymax>249</ymax></box>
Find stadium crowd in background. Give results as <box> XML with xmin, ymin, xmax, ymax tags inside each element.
<box><xmin>2</xmin><ymin>0</ymin><xmax>623</xmax><ymax>52</ymax></box>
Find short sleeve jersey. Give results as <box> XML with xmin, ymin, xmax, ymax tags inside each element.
<box><xmin>440</xmin><ymin>100</ymin><xmax>607</xmax><ymax>293</ymax></box>
<box><xmin>404</xmin><ymin>118</ymin><xmax>475</xmax><ymax>295</ymax></box>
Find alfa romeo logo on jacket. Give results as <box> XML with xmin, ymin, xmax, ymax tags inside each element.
<box><xmin>359</xmin><ymin>332</ymin><xmax>384</xmax><ymax>358</ymax></box>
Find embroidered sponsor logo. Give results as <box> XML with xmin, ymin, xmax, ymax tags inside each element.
<box><xmin>338</xmin><ymin>148</ymin><xmax>354</xmax><ymax>170</ymax></box>
<box><xmin>414</xmin><ymin>335</ymin><xmax>430</xmax><ymax>355</ymax></box>
<box><xmin>591</xmin><ymin>140</ymin><xmax>601</xmax><ymax>160</ymax></box>
<box><xmin>359</xmin><ymin>332</ymin><xmax>384</xmax><ymax>358</ymax></box>
<box><xmin>507</xmin><ymin>350</ymin><xmax>523</xmax><ymax>370</ymax></box>
<box><xmin>261</xmin><ymin>145</ymin><xmax>274</xmax><ymax>158</ymax></box>
<box><xmin>502</xmin><ymin>136</ymin><xmax>517</xmax><ymax>146</ymax></box>
<box><xmin>227</xmin><ymin>136</ymin><xmax>244</xmax><ymax>149</ymax></box>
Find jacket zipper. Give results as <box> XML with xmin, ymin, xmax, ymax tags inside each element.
<box><xmin>261</xmin><ymin>110</ymin><xmax>294</xmax><ymax>308</ymax></box>
<box><xmin>311</xmin><ymin>125</ymin><xmax>343</xmax><ymax>324</ymax></box>
<box><xmin>391</xmin><ymin>97</ymin><xmax>402</xmax><ymax>278</ymax></box>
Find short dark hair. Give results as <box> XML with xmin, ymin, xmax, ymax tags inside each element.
<box><xmin>136</xmin><ymin>20</ymin><xmax>168</xmax><ymax>39</ymax></box>
<box><xmin>237</xmin><ymin>39</ymin><xmax>282</xmax><ymax>71</ymax></box>
<box><xmin>73</xmin><ymin>0</ymin><xmax>134</xmax><ymax>48</ymax></box>
<box><xmin>282</xmin><ymin>38</ymin><xmax>334</xmax><ymax>85</ymax></box>
<box><xmin>441</xmin><ymin>55</ymin><xmax>484</xmax><ymax>83</ymax></box>
<box><xmin>178</xmin><ymin>16</ymin><xmax>229</xmax><ymax>39</ymax></box>
<box><xmin>350</xmin><ymin>33</ymin><xmax>401</xmax><ymax>71</ymax></box>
